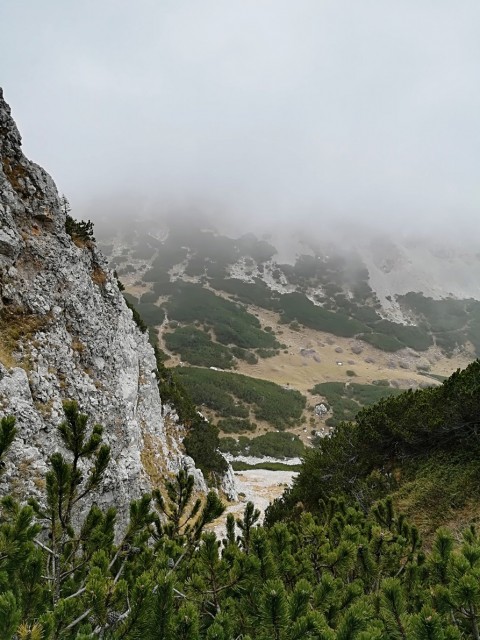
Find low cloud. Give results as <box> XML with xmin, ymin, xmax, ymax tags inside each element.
<box><xmin>1</xmin><ymin>0</ymin><xmax>479</xmax><ymax>238</ymax></box>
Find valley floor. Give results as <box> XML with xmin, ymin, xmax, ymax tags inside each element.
<box><xmin>149</xmin><ymin>292</ymin><xmax>475</xmax><ymax>443</ymax></box>
<box><xmin>210</xmin><ymin>468</ymin><xmax>297</xmax><ymax>537</ymax></box>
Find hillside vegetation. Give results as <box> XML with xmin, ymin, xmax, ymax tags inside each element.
<box><xmin>219</xmin><ymin>431</ymin><xmax>305</xmax><ymax>459</ymax></box>
<box><xmin>124</xmin><ymin>290</ymin><xmax>465</xmax><ymax>461</ymax></box>
<box><xmin>107</xmin><ymin>225</ymin><xmax>477</xmax><ymax>456</ymax></box>
<box><xmin>175</xmin><ymin>366</ymin><xmax>306</xmax><ymax>431</ymax></box>
<box><xmin>4</xmin><ymin>379</ymin><xmax>480</xmax><ymax>637</ymax></box>
<box><xmin>106</xmin><ymin>221</ymin><xmax>480</xmax><ymax>360</ymax></box>
<box><xmin>164</xmin><ymin>283</ymin><xmax>280</xmax><ymax>352</ymax></box>
<box><xmin>164</xmin><ymin>325</ymin><xmax>236</xmax><ymax>369</ymax></box>
<box><xmin>268</xmin><ymin>360</ymin><xmax>480</xmax><ymax>537</ymax></box>
<box><xmin>311</xmin><ymin>381</ymin><xmax>404</xmax><ymax>427</ymax></box>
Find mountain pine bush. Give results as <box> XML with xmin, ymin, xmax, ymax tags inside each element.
<box><xmin>2</xmin><ymin>362</ymin><xmax>480</xmax><ymax>637</ymax></box>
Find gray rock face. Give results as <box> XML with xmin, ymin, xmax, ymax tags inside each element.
<box><xmin>314</xmin><ymin>403</ymin><xmax>328</xmax><ymax>417</ymax></box>
<box><xmin>0</xmin><ymin>89</ymin><xmax>235</xmax><ymax>525</ymax></box>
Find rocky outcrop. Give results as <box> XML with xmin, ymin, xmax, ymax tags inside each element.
<box><xmin>0</xmin><ymin>89</ymin><xmax>235</xmax><ymax>525</ymax></box>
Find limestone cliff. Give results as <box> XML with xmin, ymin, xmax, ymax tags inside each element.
<box><xmin>0</xmin><ymin>89</ymin><xmax>235</xmax><ymax>524</ymax></box>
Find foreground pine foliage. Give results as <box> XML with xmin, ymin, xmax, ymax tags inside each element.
<box><xmin>1</xmin><ymin>405</ymin><xmax>480</xmax><ymax>639</ymax></box>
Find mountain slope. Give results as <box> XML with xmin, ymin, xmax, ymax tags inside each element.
<box><xmin>267</xmin><ymin>359</ymin><xmax>480</xmax><ymax>537</ymax></box>
<box><xmin>96</xmin><ymin>218</ymin><xmax>474</xmax><ymax>461</ymax></box>
<box><xmin>0</xmin><ymin>89</ymin><xmax>235</xmax><ymax>525</ymax></box>
<box><xmin>100</xmin><ymin>217</ymin><xmax>480</xmax><ymax>360</ymax></box>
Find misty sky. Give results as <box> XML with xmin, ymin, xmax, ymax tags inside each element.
<box><xmin>1</xmin><ymin>1</ymin><xmax>479</xmax><ymax>233</ymax></box>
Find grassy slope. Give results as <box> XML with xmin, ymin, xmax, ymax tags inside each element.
<box><xmin>274</xmin><ymin>360</ymin><xmax>480</xmax><ymax>538</ymax></box>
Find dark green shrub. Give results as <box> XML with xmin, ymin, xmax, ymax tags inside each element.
<box><xmin>140</xmin><ymin>290</ymin><xmax>159</xmax><ymax>304</ymax></box>
<box><xmin>124</xmin><ymin>297</ymin><xmax>148</xmax><ymax>333</ymax></box>
<box><xmin>183</xmin><ymin>421</ymin><xmax>227</xmax><ymax>475</ymax></box>
<box><xmin>219</xmin><ymin>431</ymin><xmax>304</xmax><ymax>459</ymax></box>
<box><xmin>217</xmin><ymin>418</ymin><xmax>256</xmax><ymax>433</ymax></box>
<box><xmin>165</xmin><ymin>284</ymin><xmax>280</xmax><ymax>350</ymax></box>
<box><xmin>164</xmin><ymin>326</ymin><xmax>235</xmax><ymax>369</ymax></box>
<box><xmin>231</xmin><ymin>346</ymin><xmax>258</xmax><ymax>364</ymax></box>
<box><xmin>176</xmin><ymin>367</ymin><xmax>306</xmax><ymax>430</ymax></box>
<box><xmin>359</xmin><ymin>332</ymin><xmax>404</xmax><ymax>352</ymax></box>
<box><xmin>256</xmin><ymin>348</ymin><xmax>278</xmax><ymax>359</ymax></box>
<box><xmin>136</xmin><ymin>302</ymin><xmax>165</xmax><ymax>326</ymax></box>
<box><xmin>65</xmin><ymin>214</ymin><xmax>95</xmax><ymax>244</ymax></box>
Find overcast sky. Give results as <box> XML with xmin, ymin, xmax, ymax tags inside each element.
<box><xmin>1</xmin><ymin>1</ymin><xmax>479</xmax><ymax>234</ymax></box>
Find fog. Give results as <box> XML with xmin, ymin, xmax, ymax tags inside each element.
<box><xmin>1</xmin><ymin>1</ymin><xmax>479</xmax><ymax>238</ymax></box>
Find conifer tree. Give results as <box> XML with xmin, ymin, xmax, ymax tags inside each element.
<box><xmin>4</xmin><ymin>372</ymin><xmax>480</xmax><ymax>638</ymax></box>
<box><xmin>236</xmin><ymin>501</ymin><xmax>260</xmax><ymax>554</ymax></box>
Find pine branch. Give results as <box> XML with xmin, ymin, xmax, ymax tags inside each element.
<box><xmin>63</xmin><ymin>586</ymin><xmax>86</xmax><ymax>602</ymax></box>
<box><xmin>62</xmin><ymin>607</ymin><xmax>92</xmax><ymax>632</ymax></box>
<box><xmin>34</xmin><ymin>538</ymin><xmax>54</xmax><ymax>555</ymax></box>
